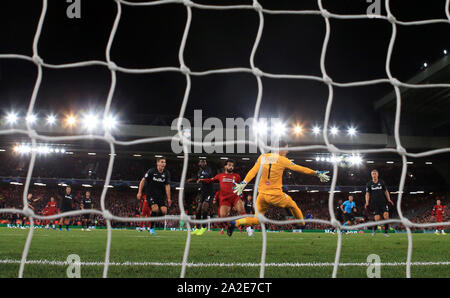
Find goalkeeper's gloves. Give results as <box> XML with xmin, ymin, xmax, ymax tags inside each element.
<box><xmin>315</xmin><ymin>170</ymin><xmax>330</xmax><ymax>183</ymax></box>
<box><xmin>233</xmin><ymin>181</ymin><xmax>247</xmax><ymax>196</ymax></box>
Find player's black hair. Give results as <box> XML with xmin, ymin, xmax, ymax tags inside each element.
<box><xmin>156</xmin><ymin>156</ymin><xmax>166</xmax><ymax>163</ymax></box>
<box><xmin>371</xmin><ymin>169</ymin><xmax>379</xmax><ymax>173</ymax></box>
<box><xmin>226</xmin><ymin>159</ymin><xmax>235</xmax><ymax>165</ymax></box>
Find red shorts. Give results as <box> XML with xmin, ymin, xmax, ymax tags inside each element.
<box><xmin>141</xmin><ymin>197</ymin><xmax>151</xmax><ymax>217</ymax></box>
<box><xmin>219</xmin><ymin>195</ymin><xmax>241</xmax><ymax>208</ymax></box>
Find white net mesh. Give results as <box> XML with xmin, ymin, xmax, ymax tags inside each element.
<box><xmin>0</xmin><ymin>0</ymin><xmax>449</xmax><ymax>278</ymax></box>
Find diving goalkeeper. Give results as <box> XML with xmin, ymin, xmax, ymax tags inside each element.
<box><xmin>227</xmin><ymin>141</ymin><xmax>330</xmax><ymax>236</ymax></box>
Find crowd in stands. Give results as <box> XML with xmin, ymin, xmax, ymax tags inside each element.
<box><xmin>0</xmin><ymin>182</ymin><xmax>446</xmax><ymax>231</ymax></box>
<box><xmin>0</xmin><ymin>152</ymin><xmax>446</xmax><ymax>192</ymax></box>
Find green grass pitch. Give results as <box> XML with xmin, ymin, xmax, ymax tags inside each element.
<box><xmin>0</xmin><ymin>228</ymin><xmax>449</xmax><ymax>278</ymax></box>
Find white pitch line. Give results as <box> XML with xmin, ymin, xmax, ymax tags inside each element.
<box><xmin>0</xmin><ymin>259</ymin><xmax>449</xmax><ymax>267</ymax></box>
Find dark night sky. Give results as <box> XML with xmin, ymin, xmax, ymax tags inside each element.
<box><xmin>0</xmin><ymin>0</ymin><xmax>449</xmax><ymax>135</ymax></box>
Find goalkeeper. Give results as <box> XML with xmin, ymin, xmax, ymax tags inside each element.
<box><xmin>228</xmin><ymin>141</ymin><xmax>330</xmax><ymax>236</ymax></box>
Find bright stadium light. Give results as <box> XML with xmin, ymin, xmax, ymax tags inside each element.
<box><xmin>5</xmin><ymin>112</ymin><xmax>19</xmax><ymax>125</ymax></box>
<box><xmin>330</xmin><ymin>126</ymin><xmax>339</xmax><ymax>135</ymax></box>
<box><xmin>293</xmin><ymin>124</ymin><xmax>303</xmax><ymax>136</ymax></box>
<box><xmin>349</xmin><ymin>155</ymin><xmax>363</xmax><ymax>166</ymax></box>
<box><xmin>83</xmin><ymin>113</ymin><xmax>99</xmax><ymax>131</ymax></box>
<box><xmin>347</xmin><ymin>127</ymin><xmax>357</xmax><ymax>136</ymax></box>
<box><xmin>103</xmin><ymin>115</ymin><xmax>118</xmax><ymax>130</ymax></box>
<box><xmin>312</xmin><ymin>126</ymin><xmax>321</xmax><ymax>135</ymax></box>
<box><xmin>66</xmin><ymin>115</ymin><xmax>77</xmax><ymax>127</ymax></box>
<box><xmin>46</xmin><ymin>114</ymin><xmax>57</xmax><ymax>125</ymax></box>
<box><xmin>423</xmin><ymin>62</ymin><xmax>428</xmax><ymax>68</ymax></box>
<box><xmin>272</xmin><ymin>121</ymin><xmax>286</xmax><ymax>136</ymax></box>
<box><xmin>444</xmin><ymin>49</ymin><xmax>448</xmax><ymax>55</ymax></box>
<box><xmin>26</xmin><ymin>114</ymin><xmax>37</xmax><ymax>124</ymax></box>
<box><xmin>253</xmin><ymin>119</ymin><xmax>268</xmax><ymax>136</ymax></box>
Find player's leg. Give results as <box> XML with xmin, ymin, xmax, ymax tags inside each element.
<box><xmin>437</xmin><ymin>217</ymin><xmax>445</xmax><ymax>234</ymax></box>
<box><xmin>192</xmin><ymin>197</ymin><xmax>203</xmax><ymax>235</ymax></box>
<box><xmin>228</xmin><ymin>194</ymin><xmax>269</xmax><ymax>237</ymax></box>
<box><xmin>372</xmin><ymin>214</ymin><xmax>381</xmax><ymax>235</ymax></box>
<box><xmin>149</xmin><ymin>203</ymin><xmax>160</xmax><ymax>234</ymax></box>
<box><xmin>141</xmin><ymin>203</ymin><xmax>151</xmax><ymax>231</ymax></box>
<box><xmin>382</xmin><ymin>211</ymin><xmax>390</xmax><ymax>236</ymax></box>
<box><xmin>59</xmin><ymin>217</ymin><xmax>64</xmax><ymax>231</ymax></box>
<box><xmin>219</xmin><ymin>204</ymin><xmax>231</xmax><ymax>234</ymax></box>
<box><xmin>196</xmin><ymin>201</ymin><xmax>211</xmax><ymax>236</ymax></box>
<box><xmin>283</xmin><ymin>195</ymin><xmax>305</xmax><ymax>227</ymax></box>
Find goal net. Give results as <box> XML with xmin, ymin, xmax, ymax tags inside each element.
<box><xmin>0</xmin><ymin>0</ymin><xmax>449</xmax><ymax>278</ymax></box>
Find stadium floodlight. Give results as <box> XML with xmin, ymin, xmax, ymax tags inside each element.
<box><xmin>349</xmin><ymin>155</ymin><xmax>363</xmax><ymax>165</ymax></box>
<box><xmin>103</xmin><ymin>115</ymin><xmax>118</xmax><ymax>131</ymax></box>
<box><xmin>316</xmin><ymin>156</ymin><xmax>320</xmax><ymax>161</ymax></box>
<box><xmin>386</xmin><ymin>161</ymin><xmax>394</xmax><ymax>164</ymax></box>
<box><xmin>65</xmin><ymin>115</ymin><xmax>77</xmax><ymax>126</ymax></box>
<box><xmin>272</xmin><ymin>121</ymin><xmax>286</xmax><ymax>136</ymax></box>
<box><xmin>347</xmin><ymin>127</ymin><xmax>357</xmax><ymax>136</ymax></box>
<box><xmin>46</xmin><ymin>114</ymin><xmax>57</xmax><ymax>125</ymax></box>
<box><xmin>60</xmin><ymin>148</ymin><xmax>66</xmax><ymax>153</ymax></box>
<box><xmin>366</xmin><ymin>160</ymin><xmax>374</xmax><ymax>164</ymax></box>
<box><xmin>293</xmin><ymin>124</ymin><xmax>303</xmax><ymax>135</ymax></box>
<box><xmin>83</xmin><ymin>113</ymin><xmax>99</xmax><ymax>131</ymax></box>
<box><xmin>330</xmin><ymin>126</ymin><xmax>339</xmax><ymax>135</ymax></box>
<box><xmin>444</xmin><ymin>49</ymin><xmax>448</xmax><ymax>55</ymax></box>
<box><xmin>423</xmin><ymin>62</ymin><xmax>428</xmax><ymax>68</ymax></box>
<box><xmin>253</xmin><ymin>119</ymin><xmax>268</xmax><ymax>136</ymax></box>
<box><xmin>26</xmin><ymin>114</ymin><xmax>38</xmax><ymax>124</ymax></box>
<box><xmin>312</xmin><ymin>126</ymin><xmax>321</xmax><ymax>135</ymax></box>
<box><xmin>5</xmin><ymin>112</ymin><xmax>19</xmax><ymax>125</ymax></box>
<box><xmin>425</xmin><ymin>162</ymin><xmax>433</xmax><ymax>165</ymax></box>
<box><xmin>88</xmin><ymin>152</ymin><xmax>96</xmax><ymax>155</ymax></box>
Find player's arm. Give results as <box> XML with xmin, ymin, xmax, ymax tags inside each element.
<box><xmin>198</xmin><ymin>174</ymin><xmax>219</xmax><ymax>184</ymax></box>
<box><xmin>340</xmin><ymin>203</ymin><xmax>346</xmax><ymax>214</ymax></box>
<box><xmin>280</xmin><ymin>156</ymin><xmax>330</xmax><ymax>182</ymax></box>
<box><xmin>165</xmin><ymin>171</ymin><xmax>171</xmax><ymax>207</ymax></box>
<box><xmin>137</xmin><ymin>177</ymin><xmax>146</xmax><ymax>200</ymax></box>
<box><xmin>382</xmin><ymin>182</ymin><xmax>394</xmax><ymax>205</ymax></box>
<box><xmin>365</xmin><ymin>192</ymin><xmax>370</xmax><ymax>209</ymax></box>
<box><xmin>232</xmin><ymin>156</ymin><xmax>262</xmax><ymax>195</ymax></box>
<box><xmin>186</xmin><ymin>177</ymin><xmax>197</xmax><ymax>183</ymax></box>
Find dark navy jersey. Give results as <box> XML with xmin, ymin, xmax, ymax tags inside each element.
<box><xmin>245</xmin><ymin>199</ymin><xmax>254</xmax><ymax>213</ymax></box>
<box><xmin>144</xmin><ymin>167</ymin><xmax>170</xmax><ymax>199</ymax></box>
<box><xmin>366</xmin><ymin>179</ymin><xmax>388</xmax><ymax>204</ymax></box>
<box><xmin>82</xmin><ymin>196</ymin><xmax>93</xmax><ymax>209</ymax></box>
<box><xmin>62</xmin><ymin>192</ymin><xmax>74</xmax><ymax>209</ymax></box>
<box><xmin>198</xmin><ymin>166</ymin><xmax>214</xmax><ymax>196</ymax></box>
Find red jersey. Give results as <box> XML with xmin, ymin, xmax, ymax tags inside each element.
<box><xmin>46</xmin><ymin>201</ymin><xmax>58</xmax><ymax>215</ymax></box>
<box><xmin>202</xmin><ymin>172</ymin><xmax>241</xmax><ymax>200</ymax></box>
<box><xmin>432</xmin><ymin>205</ymin><xmax>447</xmax><ymax>217</ymax></box>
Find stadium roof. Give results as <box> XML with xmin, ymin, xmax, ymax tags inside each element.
<box><xmin>375</xmin><ymin>54</ymin><xmax>450</xmax><ymax>136</ymax></box>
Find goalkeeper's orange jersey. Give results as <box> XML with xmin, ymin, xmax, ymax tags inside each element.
<box><xmin>243</xmin><ymin>153</ymin><xmax>316</xmax><ymax>195</ymax></box>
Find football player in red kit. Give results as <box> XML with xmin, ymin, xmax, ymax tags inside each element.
<box><xmin>139</xmin><ymin>194</ymin><xmax>152</xmax><ymax>232</ymax></box>
<box><xmin>198</xmin><ymin>159</ymin><xmax>246</xmax><ymax>234</ymax></box>
<box><xmin>44</xmin><ymin>197</ymin><xmax>59</xmax><ymax>230</ymax></box>
<box><xmin>432</xmin><ymin>199</ymin><xmax>447</xmax><ymax>235</ymax></box>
